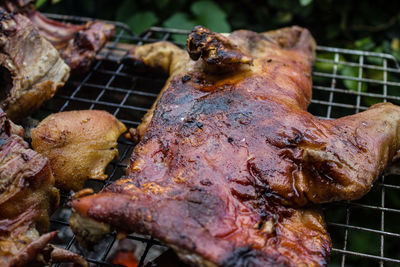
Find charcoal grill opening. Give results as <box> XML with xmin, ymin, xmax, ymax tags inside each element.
<box><xmin>38</xmin><ymin>13</ymin><xmax>400</xmax><ymax>267</ymax></box>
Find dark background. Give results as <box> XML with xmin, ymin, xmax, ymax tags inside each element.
<box><xmin>39</xmin><ymin>0</ymin><xmax>400</xmax><ymax>60</ymax></box>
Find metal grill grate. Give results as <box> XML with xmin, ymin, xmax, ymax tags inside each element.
<box><xmin>36</xmin><ymin>14</ymin><xmax>400</xmax><ymax>267</ymax></box>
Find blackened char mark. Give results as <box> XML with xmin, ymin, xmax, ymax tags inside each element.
<box><xmin>222</xmin><ymin>246</ymin><xmax>286</xmax><ymax>267</ymax></box>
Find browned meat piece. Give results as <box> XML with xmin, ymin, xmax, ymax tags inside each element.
<box><xmin>71</xmin><ymin>25</ymin><xmax>400</xmax><ymax>266</ymax></box>
<box><xmin>2</xmin><ymin>0</ymin><xmax>115</xmax><ymax>72</ymax></box>
<box><xmin>0</xmin><ymin>109</ymin><xmax>88</xmax><ymax>266</ymax></box>
<box><xmin>31</xmin><ymin>110</ymin><xmax>127</xmax><ymax>191</ymax></box>
<box><xmin>70</xmin><ymin>26</ymin><xmax>332</xmax><ymax>267</ymax></box>
<box><xmin>0</xmin><ymin>8</ymin><xmax>70</xmax><ymax>121</ymax></box>
<box><xmin>0</xmin><ymin>108</ymin><xmax>58</xmax><ymax>266</ymax></box>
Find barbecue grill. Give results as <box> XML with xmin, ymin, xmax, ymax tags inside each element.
<box><xmin>39</xmin><ymin>14</ymin><xmax>400</xmax><ymax>267</ymax></box>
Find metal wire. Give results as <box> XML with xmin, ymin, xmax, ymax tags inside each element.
<box><xmin>39</xmin><ymin>14</ymin><xmax>400</xmax><ymax>266</ymax></box>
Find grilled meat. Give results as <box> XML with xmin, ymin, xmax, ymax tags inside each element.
<box><xmin>0</xmin><ymin>109</ymin><xmax>58</xmax><ymax>266</ymax></box>
<box><xmin>0</xmin><ymin>8</ymin><xmax>70</xmax><ymax>121</ymax></box>
<box><xmin>71</xmin><ymin>25</ymin><xmax>400</xmax><ymax>266</ymax></box>
<box><xmin>0</xmin><ymin>109</ymin><xmax>89</xmax><ymax>266</ymax></box>
<box><xmin>31</xmin><ymin>110</ymin><xmax>127</xmax><ymax>191</ymax></box>
<box><xmin>2</xmin><ymin>0</ymin><xmax>115</xmax><ymax>72</ymax></box>
<box><xmin>70</xmin><ymin>26</ymin><xmax>331</xmax><ymax>267</ymax></box>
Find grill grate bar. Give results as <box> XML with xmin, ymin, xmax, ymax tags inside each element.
<box><xmin>329</xmin><ymin>201</ymin><xmax>400</xmax><ymax>214</ymax></box>
<box><xmin>332</xmin><ymin>248</ymin><xmax>400</xmax><ymax>264</ymax></box>
<box><xmin>312</xmin><ymin>85</ymin><xmax>400</xmax><ymax>101</ymax></box>
<box><xmin>67</xmin><ymin>81</ymin><xmax>159</xmax><ymax>97</ymax></box>
<box><xmin>326</xmin><ymin>53</ymin><xmax>339</xmax><ymax>118</ymax></box>
<box><xmin>39</xmin><ymin>13</ymin><xmax>400</xmax><ymax>266</ymax></box>
<box><xmin>355</xmin><ymin>55</ymin><xmax>363</xmax><ymax>113</ymax></box>
<box><xmin>56</xmin><ymin>94</ymin><xmax>150</xmax><ymax>112</ymax></box>
<box><xmin>380</xmin><ymin>58</ymin><xmax>388</xmax><ymax>267</ymax></box>
<box><xmin>310</xmin><ymin>99</ymin><xmax>369</xmax><ymax>110</ymax></box>
<box><xmin>327</xmin><ymin>222</ymin><xmax>400</xmax><ymax>238</ymax></box>
<box><xmin>340</xmin><ymin>204</ymin><xmax>350</xmax><ymax>267</ymax></box>
<box><xmin>89</xmin><ymin>63</ymin><xmax>124</xmax><ymax>110</ymax></box>
<box><xmin>313</xmin><ymin>71</ymin><xmax>400</xmax><ymax>87</ymax></box>
<box><xmin>380</xmin><ymin>175</ymin><xmax>386</xmax><ymax>267</ymax></box>
<box><xmin>315</xmin><ymin>58</ymin><xmax>400</xmax><ymax>74</ymax></box>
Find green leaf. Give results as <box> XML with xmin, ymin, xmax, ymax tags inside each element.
<box><xmin>163</xmin><ymin>13</ymin><xmax>197</xmax><ymax>44</ymax></box>
<box><xmin>163</xmin><ymin>13</ymin><xmax>197</xmax><ymax>30</ymax></box>
<box><xmin>299</xmin><ymin>0</ymin><xmax>313</xmax><ymax>6</ymax></box>
<box><xmin>191</xmin><ymin>1</ymin><xmax>226</xmax><ymax>19</ymax></box>
<box><xmin>154</xmin><ymin>0</ymin><xmax>171</xmax><ymax>9</ymax></box>
<box><xmin>274</xmin><ymin>11</ymin><xmax>293</xmax><ymax>24</ymax></box>
<box><xmin>126</xmin><ymin>12</ymin><xmax>158</xmax><ymax>35</ymax></box>
<box><xmin>190</xmin><ymin>1</ymin><xmax>231</xmax><ymax>33</ymax></box>
<box><xmin>393</xmin><ymin>50</ymin><xmax>400</xmax><ymax>62</ymax></box>
<box><xmin>363</xmin><ymin>96</ymin><xmax>381</xmax><ymax>106</ymax></box>
<box><xmin>341</xmin><ymin>66</ymin><xmax>367</xmax><ymax>92</ymax></box>
<box><xmin>314</xmin><ymin>53</ymin><xmax>345</xmax><ymax>72</ymax></box>
<box><xmin>35</xmin><ymin>0</ymin><xmax>47</xmax><ymax>8</ymax></box>
<box><xmin>116</xmin><ymin>0</ymin><xmax>137</xmax><ymax>22</ymax></box>
<box><xmin>354</xmin><ymin>37</ymin><xmax>375</xmax><ymax>51</ymax></box>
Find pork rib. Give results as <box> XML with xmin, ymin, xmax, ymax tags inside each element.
<box><xmin>2</xmin><ymin>0</ymin><xmax>115</xmax><ymax>72</ymax></box>
<box><xmin>71</xmin><ymin>26</ymin><xmax>400</xmax><ymax>266</ymax></box>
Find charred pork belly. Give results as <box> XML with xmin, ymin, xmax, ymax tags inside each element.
<box><xmin>72</xmin><ymin>26</ymin><xmax>400</xmax><ymax>266</ymax></box>
<box><xmin>2</xmin><ymin>0</ymin><xmax>115</xmax><ymax>72</ymax></box>
<box><xmin>31</xmin><ymin>110</ymin><xmax>127</xmax><ymax>192</ymax></box>
<box><xmin>0</xmin><ymin>7</ymin><xmax>69</xmax><ymax>121</ymax></box>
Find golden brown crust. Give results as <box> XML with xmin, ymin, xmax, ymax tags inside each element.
<box><xmin>31</xmin><ymin>110</ymin><xmax>127</xmax><ymax>192</ymax></box>
<box><xmin>72</xmin><ymin>26</ymin><xmax>400</xmax><ymax>267</ymax></box>
<box><xmin>72</xmin><ymin>26</ymin><xmax>333</xmax><ymax>266</ymax></box>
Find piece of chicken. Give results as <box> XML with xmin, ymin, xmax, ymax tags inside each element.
<box><xmin>0</xmin><ymin>7</ymin><xmax>70</xmax><ymax>122</ymax></box>
<box><xmin>31</xmin><ymin>110</ymin><xmax>127</xmax><ymax>192</ymax></box>
<box><xmin>71</xmin><ymin>26</ymin><xmax>400</xmax><ymax>266</ymax></box>
<box><xmin>2</xmin><ymin>0</ymin><xmax>115</xmax><ymax>72</ymax></box>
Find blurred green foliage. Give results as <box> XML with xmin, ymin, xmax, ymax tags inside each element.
<box><xmin>39</xmin><ymin>0</ymin><xmax>400</xmax><ymax>94</ymax></box>
<box><xmin>38</xmin><ymin>0</ymin><xmax>400</xmax><ymax>55</ymax></box>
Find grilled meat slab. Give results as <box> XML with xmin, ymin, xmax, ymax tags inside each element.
<box><xmin>72</xmin><ymin>26</ymin><xmax>400</xmax><ymax>266</ymax></box>
<box><xmin>0</xmin><ymin>8</ymin><xmax>70</xmax><ymax>121</ymax></box>
<box><xmin>2</xmin><ymin>0</ymin><xmax>115</xmax><ymax>72</ymax></box>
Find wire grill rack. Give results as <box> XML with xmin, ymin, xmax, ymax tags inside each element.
<box><xmin>36</xmin><ymin>13</ymin><xmax>400</xmax><ymax>267</ymax></box>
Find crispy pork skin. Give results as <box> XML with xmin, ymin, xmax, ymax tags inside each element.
<box><xmin>2</xmin><ymin>0</ymin><xmax>115</xmax><ymax>72</ymax></box>
<box><xmin>0</xmin><ymin>8</ymin><xmax>70</xmax><ymax>121</ymax></box>
<box><xmin>71</xmin><ymin>25</ymin><xmax>400</xmax><ymax>266</ymax></box>
<box><xmin>31</xmin><ymin>110</ymin><xmax>127</xmax><ymax>191</ymax></box>
<box><xmin>72</xmin><ymin>25</ymin><xmax>400</xmax><ymax>266</ymax></box>
<box><xmin>70</xmin><ymin>26</ymin><xmax>334</xmax><ymax>266</ymax></box>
